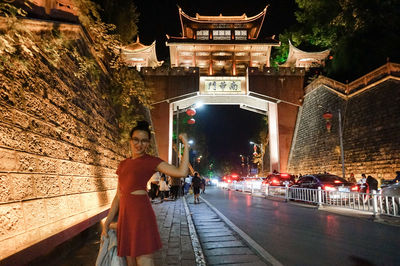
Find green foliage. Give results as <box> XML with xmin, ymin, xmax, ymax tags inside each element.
<box><xmin>0</xmin><ymin>2</ymin><xmax>28</xmax><ymax>17</ymax></box>
<box><xmin>272</xmin><ymin>0</ymin><xmax>400</xmax><ymax>82</ymax></box>
<box><xmin>72</xmin><ymin>0</ymin><xmax>152</xmax><ymax>142</ymax></box>
<box><xmin>1</xmin><ymin>1</ymin><xmax>152</xmax><ymax>145</ymax></box>
<box><xmin>93</xmin><ymin>0</ymin><xmax>139</xmax><ymax>44</ymax></box>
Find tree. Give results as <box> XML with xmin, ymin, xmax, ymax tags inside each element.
<box><xmin>273</xmin><ymin>0</ymin><xmax>400</xmax><ymax>82</ymax></box>
<box><xmin>93</xmin><ymin>0</ymin><xmax>139</xmax><ymax>44</ymax></box>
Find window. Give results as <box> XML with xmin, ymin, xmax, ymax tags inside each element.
<box><xmin>235</xmin><ymin>30</ymin><xmax>247</xmax><ymax>40</ymax></box>
<box><xmin>196</xmin><ymin>30</ymin><xmax>209</xmax><ymax>40</ymax></box>
<box><xmin>212</xmin><ymin>30</ymin><xmax>231</xmax><ymax>40</ymax></box>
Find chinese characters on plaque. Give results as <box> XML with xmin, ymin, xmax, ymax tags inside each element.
<box><xmin>205</xmin><ymin>80</ymin><xmax>241</xmax><ymax>92</ymax></box>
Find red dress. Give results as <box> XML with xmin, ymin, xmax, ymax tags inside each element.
<box><xmin>116</xmin><ymin>154</ymin><xmax>163</xmax><ymax>257</ymax></box>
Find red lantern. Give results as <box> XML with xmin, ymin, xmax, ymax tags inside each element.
<box><xmin>322</xmin><ymin>111</ymin><xmax>333</xmax><ymax>120</ymax></box>
<box><xmin>326</xmin><ymin>121</ymin><xmax>332</xmax><ymax>132</ymax></box>
<box><xmin>186</xmin><ymin>108</ymin><xmax>196</xmax><ymax>117</ymax></box>
<box><xmin>323</xmin><ymin>111</ymin><xmax>333</xmax><ymax>132</ymax></box>
<box><xmin>187</xmin><ymin>118</ymin><xmax>195</xmax><ymax>125</ymax></box>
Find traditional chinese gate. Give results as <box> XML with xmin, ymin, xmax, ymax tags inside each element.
<box><xmin>144</xmin><ymin>66</ymin><xmax>305</xmax><ymax>173</ymax></box>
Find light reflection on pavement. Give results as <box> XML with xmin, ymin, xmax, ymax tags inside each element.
<box><xmin>202</xmin><ymin>186</ymin><xmax>400</xmax><ymax>266</ymax></box>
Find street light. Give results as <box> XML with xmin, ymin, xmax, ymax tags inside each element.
<box><xmin>249</xmin><ymin>141</ymin><xmax>264</xmax><ymax>173</ymax></box>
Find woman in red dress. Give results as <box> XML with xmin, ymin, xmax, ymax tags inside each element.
<box><xmin>101</xmin><ymin>121</ymin><xmax>189</xmax><ymax>266</ymax></box>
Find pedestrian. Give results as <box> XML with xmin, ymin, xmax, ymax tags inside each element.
<box><xmin>184</xmin><ymin>175</ymin><xmax>192</xmax><ymax>194</ymax></box>
<box><xmin>169</xmin><ymin>174</ymin><xmax>181</xmax><ymax>200</ymax></box>
<box><xmin>358</xmin><ymin>173</ymin><xmax>369</xmax><ymax>203</ymax></box>
<box><xmin>358</xmin><ymin>174</ymin><xmax>368</xmax><ymax>193</ymax></box>
<box><xmin>101</xmin><ymin>121</ymin><xmax>189</xmax><ymax>266</ymax></box>
<box><xmin>366</xmin><ymin>175</ymin><xmax>378</xmax><ymax>192</ymax></box>
<box><xmin>148</xmin><ymin>171</ymin><xmax>160</xmax><ymax>201</ymax></box>
<box><xmin>191</xmin><ymin>172</ymin><xmax>202</xmax><ymax>204</ymax></box>
<box><xmin>201</xmin><ymin>176</ymin><xmax>206</xmax><ymax>194</ymax></box>
<box><xmin>393</xmin><ymin>171</ymin><xmax>400</xmax><ymax>183</ymax></box>
<box><xmin>348</xmin><ymin>173</ymin><xmax>356</xmax><ymax>183</ymax></box>
<box><xmin>159</xmin><ymin>174</ymin><xmax>169</xmax><ymax>202</ymax></box>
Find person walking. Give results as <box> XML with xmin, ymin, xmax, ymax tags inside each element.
<box><xmin>191</xmin><ymin>172</ymin><xmax>202</xmax><ymax>204</ymax></box>
<box><xmin>148</xmin><ymin>172</ymin><xmax>160</xmax><ymax>202</ymax></box>
<box><xmin>101</xmin><ymin>121</ymin><xmax>189</xmax><ymax>266</ymax></box>
<box><xmin>358</xmin><ymin>174</ymin><xmax>369</xmax><ymax>203</ymax></box>
<box><xmin>201</xmin><ymin>176</ymin><xmax>206</xmax><ymax>194</ymax></box>
<box><xmin>169</xmin><ymin>174</ymin><xmax>181</xmax><ymax>200</ymax></box>
<box><xmin>159</xmin><ymin>174</ymin><xmax>169</xmax><ymax>203</ymax></box>
<box><xmin>366</xmin><ymin>175</ymin><xmax>378</xmax><ymax>192</ymax></box>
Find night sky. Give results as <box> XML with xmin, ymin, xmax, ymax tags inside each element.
<box><xmin>134</xmin><ymin>0</ymin><xmax>297</xmax><ymax>60</ymax></box>
<box><xmin>133</xmin><ymin>0</ymin><xmax>297</xmax><ymax>168</ymax></box>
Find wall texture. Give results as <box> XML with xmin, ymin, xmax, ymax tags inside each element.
<box><xmin>288</xmin><ymin>63</ymin><xmax>400</xmax><ymax>181</ymax></box>
<box><xmin>0</xmin><ymin>19</ymin><xmax>126</xmax><ymax>261</ymax></box>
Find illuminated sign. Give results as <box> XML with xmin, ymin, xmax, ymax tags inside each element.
<box><xmin>200</xmin><ymin>76</ymin><xmax>246</xmax><ymax>94</ymax></box>
<box><xmin>206</xmin><ymin>80</ymin><xmax>240</xmax><ymax>92</ymax></box>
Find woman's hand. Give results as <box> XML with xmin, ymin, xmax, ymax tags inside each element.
<box><xmin>101</xmin><ymin>223</ymin><xmax>109</xmax><ymax>242</ymax></box>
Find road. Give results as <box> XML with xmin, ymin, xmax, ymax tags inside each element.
<box><xmin>201</xmin><ymin>186</ymin><xmax>400</xmax><ymax>266</ymax></box>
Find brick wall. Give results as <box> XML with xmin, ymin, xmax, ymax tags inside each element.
<box><xmin>288</xmin><ymin>77</ymin><xmax>400</xmax><ymax>181</ymax></box>
<box><xmin>0</xmin><ymin>20</ymin><xmax>128</xmax><ymax>260</ymax></box>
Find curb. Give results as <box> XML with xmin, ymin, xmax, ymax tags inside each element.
<box><xmin>182</xmin><ymin>196</ymin><xmax>206</xmax><ymax>266</ymax></box>
<box><xmin>200</xmin><ymin>196</ymin><xmax>283</xmax><ymax>266</ymax></box>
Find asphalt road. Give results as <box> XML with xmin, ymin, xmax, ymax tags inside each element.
<box><xmin>201</xmin><ymin>186</ymin><xmax>400</xmax><ymax>266</ymax></box>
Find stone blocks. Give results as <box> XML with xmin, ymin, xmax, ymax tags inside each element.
<box><xmin>289</xmin><ymin>79</ymin><xmax>400</xmax><ymax>179</ymax></box>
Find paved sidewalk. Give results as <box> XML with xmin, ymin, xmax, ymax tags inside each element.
<box><xmin>30</xmin><ymin>194</ymin><xmax>271</xmax><ymax>265</ymax></box>
<box><xmin>152</xmin><ymin>198</ymin><xmax>197</xmax><ymax>266</ymax></box>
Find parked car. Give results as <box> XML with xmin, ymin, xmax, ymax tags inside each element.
<box><xmin>380</xmin><ymin>182</ymin><xmax>399</xmax><ymax>214</ymax></box>
<box><xmin>294</xmin><ymin>174</ymin><xmax>358</xmax><ymax>192</ymax></box>
<box><xmin>222</xmin><ymin>174</ymin><xmax>240</xmax><ymax>184</ymax></box>
<box><xmin>263</xmin><ymin>172</ymin><xmax>295</xmax><ymax>187</ymax></box>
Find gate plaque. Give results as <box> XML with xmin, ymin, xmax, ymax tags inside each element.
<box><xmin>200</xmin><ymin>76</ymin><xmax>247</xmax><ymax>94</ymax></box>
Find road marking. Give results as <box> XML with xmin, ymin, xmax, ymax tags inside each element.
<box><xmin>200</xmin><ymin>196</ymin><xmax>283</xmax><ymax>266</ymax></box>
<box><xmin>183</xmin><ymin>196</ymin><xmax>206</xmax><ymax>266</ymax></box>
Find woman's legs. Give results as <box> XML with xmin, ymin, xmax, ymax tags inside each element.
<box><xmin>127</xmin><ymin>253</ymin><xmax>154</xmax><ymax>266</ymax></box>
<box><xmin>126</xmin><ymin>256</ymin><xmax>137</xmax><ymax>266</ymax></box>
<box><xmin>136</xmin><ymin>253</ymin><xmax>155</xmax><ymax>266</ymax></box>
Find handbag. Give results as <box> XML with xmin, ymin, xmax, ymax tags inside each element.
<box><xmin>189</xmin><ymin>187</ymin><xmax>193</xmax><ymax>194</ymax></box>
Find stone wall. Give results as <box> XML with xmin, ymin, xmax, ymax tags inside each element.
<box><xmin>0</xmin><ymin>19</ymin><xmax>127</xmax><ymax>261</ymax></box>
<box><xmin>288</xmin><ymin>64</ymin><xmax>400</xmax><ymax>181</ymax></box>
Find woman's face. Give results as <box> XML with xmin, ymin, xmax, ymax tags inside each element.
<box><xmin>130</xmin><ymin>130</ymin><xmax>150</xmax><ymax>157</ymax></box>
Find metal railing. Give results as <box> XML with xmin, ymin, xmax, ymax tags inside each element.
<box><xmin>218</xmin><ymin>182</ymin><xmax>399</xmax><ymax>218</ymax></box>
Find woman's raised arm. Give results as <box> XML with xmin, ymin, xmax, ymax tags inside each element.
<box><xmin>157</xmin><ymin>133</ymin><xmax>189</xmax><ymax>177</ymax></box>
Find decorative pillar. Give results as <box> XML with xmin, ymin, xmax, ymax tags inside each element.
<box><xmin>268</xmin><ymin>102</ymin><xmax>280</xmax><ymax>172</ymax></box>
<box><xmin>150</xmin><ymin>102</ymin><xmax>173</xmax><ymax>163</ymax></box>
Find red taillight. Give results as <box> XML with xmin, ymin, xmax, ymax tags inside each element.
<box><xmin>334</xmin><ymin>180</ymin><xmax>342</xmax><ymax>184</ymax></box>
<box><xmin>272</xmin><ymin>179</ymin><xmax>279</xmax><ymax>184</ymax></box>
<box><xmin>351</xmin><ymin>186</ymin><xmax>358</xmax><ymax>191</ymax></box>
<box><xmin>227</xmin><ymin>179</ymin><xmax>232</xmax><ymax>183</ymax></box>
<box><xmin>323</xmin><ymin>185</ymin><xmax>336</xmax><ymax>191</ymax></box>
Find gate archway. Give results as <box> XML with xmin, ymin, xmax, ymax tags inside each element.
<box><xmin>145</xmin><ymin>66</ymin><xmax>305</xmax><ymax>173</ymax></box>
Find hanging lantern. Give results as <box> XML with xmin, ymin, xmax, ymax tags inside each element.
<box><xmin>186</xmin><ymin>108</ymin><xmax>196</xmax><ymax>117</ymax></box>
<box><xmin>187</xmin><ymin>118</ymin><xmax>196</xmax><ymax>125</ymax></box>
<box><xmin>323</xmin><ymin>111</ymin><xmax>333</xmax><ymax>132</ymax></box>
<box><xmin>253</xmin><ymin>145</ymin><xmax>258</xmax><ymax>156</ymax></box>
<box><xmin>322</xmin><ymin>111</ymin><xmax>333</xmax><ymax>120</ymax></box>
<box><xmin>326</xmin><ymin>121</ymin><xmax>332</xmax><ymax>132</ymax></box>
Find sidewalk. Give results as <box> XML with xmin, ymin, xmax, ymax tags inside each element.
<box><xmin>186</xmin><ymin>195</ymin><xmax>270</xmax><ymax>266</ymax></box>
<box><xmin>30</xmin><ymin>194</ymin><xmax>269</xmax><ymax>265</ymax></box>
